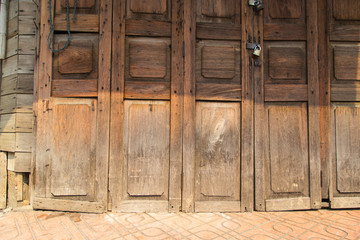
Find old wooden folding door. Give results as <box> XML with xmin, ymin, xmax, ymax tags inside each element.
<box><xmin>34</xmin><ymin>0</ymin><xmax>360</xmax><ymax>213</ymax></box>
<box><xmin>109</xmin><ymin>0</ymin><xmax>250</xmax><ymax>212</ymax></box>
<box><xmin>33</xmin><ymin>0</ymin><xmax>111</xmax><ymax>212</ymax></box>
<box><xmin>320</xmin><ymin>0</ymin><xmax>360</xmax><ymax>209</ymax></box>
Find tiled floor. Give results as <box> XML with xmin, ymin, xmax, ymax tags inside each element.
<box><xmin>1</xmin><ymin>209</ymin><xmax>360</xmax><ymax>239</ymax></box>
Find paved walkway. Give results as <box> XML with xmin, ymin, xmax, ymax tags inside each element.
<box><xmin>1</xmin><ymin>209</ymin><xmax>360</xmax><ymax>239</ymax></box>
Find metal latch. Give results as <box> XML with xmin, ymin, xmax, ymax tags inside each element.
<box><xmin>246</xmin><ymin>43</ymin><xmax>262</xmax><ymax>57</ymax></box>
<box><xmin>249</xmin><ymin>0</ymin><xmax>264</xmax><ymax>12</ymax></box>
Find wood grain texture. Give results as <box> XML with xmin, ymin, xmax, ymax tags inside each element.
<box><xmin>307</xmin><ymin>0</ymin><xmax>321</xmax><ymax>209</ymax></box>
<box><xmin>33</xmin><ymin>198</ymin><xmax>105</xmax><ymax>213</ymax></box>
<box><xmin>197</xmin><ymin>0</ymin><xmax>240</xmax><ymax>24</ymax></box>
<box><xmin>333</xmin><ymin>0</ymin><xmax>360</xmax><ymax>20</ymax></box>
<box><xmin>331</xmin><ymin>197</ymin><xmax>360</xmax><ymax>208</ymax></box>
<box><xmin>196</xmin><ymin>83</ymin><xmax>241</xmax><ymax>101</ymax></box>
<box><xmin>330</xmin><ymin>24</ymin><xmax>360</xmax><ymax>42</ymax></box>
<box><xmin>241</xmin><ymin>0</ymin><xmax>254</xmax><ymax>212</ymax></box>
<box><xmin>195</xmin><ymin>102</ymin><xmax>241</xmax><ymax>206</ymax></box>
<box><xmin>124</xmin><ymin>101</ymin><xmax>170</xmax><ymax>197</ymax></box>
<box><xmin>268</xmin><ymin>105</ymin><xmax>308</xmax><ymax>194</ymax></box>
<box><xmin>95</xmin><ymin>0</ymin><xmax>112</xmax><ymax>209</ymax></box>
<box><xmin>333</xmin><ymin>45</ymin><xmax>360</xmax><ymax>81</ymax></box>
<box><xmin>125</xmin><ymin>81</ymin><xmax>170</xmax><ymax>100</ymax></box>
<box><xmin>331</xmin><ymin>83</ymin><xmax>360</xmax><ymax>102</ymax></box>
<box><xmin>196</xmin><ymin>23</ymin><xmax>241</xmax><ymax>40</ymax></box>
<box><xmin>127</xmin><ymin>38</ymin><xmax>169</xmax><ymax>79</ymax></box>
<box><xmin>168</xmin><ymin>0</ymin><xmax>184</xmax><ymax>213</ymax></box>
<box><xmin>254</xmin><ymin>8</ymin><xmax>265</xmax><ymax>211</ymax></box>
<box><xmin>51</xmin><ymin>79</ymin><xmax>98</xmax><ymax>97</ymax></box>
<box><xmin>266</xmin><ymin>44</ymin><xmax>306</xmax><ymax>83</ymax></box>
<box><xmin>58</xmin><ymin>41</ymin><xmax>93</xmax><ymax>74</ymax></box>
<box><xmin>269</xmin><ymin>0</ymin><xmax>302</xmax><ymax>19</ymax></box>
<box><xmin>318</xmin><ymin>0</ymin><xmax>331</xmax><ymax>200</ymax></box>
<box><xmin>50</xmin><ymin>100</ymin><xmax>96</xmax><ymax>197</ymax></box>
<box><xmin>266</xmin><ymin>197</ymin><xmax>311</xmax><ymax>211</ymax></box>
<box><xmin>182</xmin><ymin>0</ymin><xmax>196</xmax><ymax>213</ymax></box>
<box><xmin>196</xmin><ymin>40</ymin><xmax>241</xmax><ymax>84</ymax></box>
<box><xmin>126</xmin><ymin>19</ymin><xmax>171</xmax><ymax>37</ymax></box>
<box><xmin>264</xmin><ymin>84</ymin><xmax>308</xmax><ymax>102</ymax></box>
<box><xmin>109</xmin><ymin>0</ymin><xmax>125</xmax><ymax>212</ymax></box>
<box><xmin>264</xmin><ymin>24</ymin><xmax>306</xmax><ymax>41</ymax></box>
<box><xmin>334</xmin><ymin>107</ymin><xmax>360</xmax><ymax>193</ymax></box>
<box><xmin>130</xmin><ymin>0</ymin><xmax>167</xmax><ymax>14</ymax></box>
<box><xmin>0</xmin><ymin>152</ymin><xmax>6</xmax><ymax>209</ymax></box>
<box><xmin>54</xmin><ymin>14</ymin><xmax>99</xmax><ymax>32</ymax></box>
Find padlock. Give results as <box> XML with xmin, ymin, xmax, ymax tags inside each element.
<box><xmin>248</xmin><ymin>0</ymin><xmax>256</xmax><ymax>6</ymax></box>
<box><xmin>253</xmin><ymin>44</ymin><xmax>261</xmax><ymax>57</ymax></box>
<box><xmin>255</xmin><ymin>0</ymin><xmax>264</xmax><ymax>12</ymax></box>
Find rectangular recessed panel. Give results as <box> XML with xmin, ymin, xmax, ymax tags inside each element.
<box><xmin>201</xmin><ymin>46</ymin><xmax>235</xmax><ymax>79</ymax></box>
<box><xmin>53</xmin><ymin>34</ymin><xmax>98</xmax><ymax>81</ymax></box>
<box><xmin>269</xmin><ymin>47</ymin><xmax>304</xmax><ymax>80</ymax></box>
<box><xmin>269</xmin><ymin>0</ymin><xmax>302</xmax><ymax>19</ymax></box>
<box><xmin>130</xmin><ymin>0</ymin><xmax>167</xmax><ymax>14</ymax></box>
<box><xmin>126</xmin><ymin>101</ymin><xmax>170</xmax><ymax>197</ymax></box>
<box><xmin>334</xmin><ymin>46</ymin><xmax>360</xmax><ymax>81</ymax></box>
<box><xmin>333</xmin><ymin>0</ymin><xmax>360</xmax><ymax>20</ymax></box>
<box><xmin>51</xmin><ymin>100</ymin><xmax>96</xmax><ymax>196</ymax></box>
<box><xmin>265</xmin><ymin>42</ymin><xmax>306</xmax><ymax>84</ymax></box>
<box><xmin>196</xmin><ymin>102</ymin><xmax>240</xmax><ymax>199</ymax></box>
<box><xmin>335</xmin><ymin>106</ymin><xmax>360</xmax><ymax>193</ymax></box>
<box><xmin>196</xmin><ymin>40</ymin><xmax>240</xmax><ymax>84</ymax></box>
<box><xmin>201</xmin><ymin>0</ymin><xmax>235</xmax><ymax>18</ymax></box>
<box><xmin>127</xmin><ymin>38</ymin><xmax>170</xmax><ymax>81</ymax></box>
<box><xmin>58</xmin><ymin>41</ymin><xmax>93</xmax><ymax>74</ymax></box>
<box><xmin>268</xmin><ymin>104</ymin><xmax>308</xmax><ymax>194</ymax></box>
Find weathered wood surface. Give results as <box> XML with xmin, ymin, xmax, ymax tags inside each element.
<box><xmin>0</xmin><ymin>152</ymin><xmax>6</xmax><ymax>209</ymax></box>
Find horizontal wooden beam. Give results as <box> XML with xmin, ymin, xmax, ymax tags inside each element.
<box><xmin>126</xmin><ymin>19</ymin><xmax>171</xmax><ymax>37</ymax></box>
<box><xmin>331</xmin><ymin>83</ymin><xmax>360</xmax><ymax>101</ymax></box>
<box><xmin>196</xmin><ymin>83</ymin><xmax>241</xmax><ymax>101</ymax></box>
<box><xmin>265</xmin><ymin>84</ymin><xmax>308</xmax><ymax>102</ymax></box>
<box><xmin>196</xmin><ymin>23</ymin><xmax>241</xmax><ymax>40</ymax></box>
<box><xmin>51</xmin><ymin>79</ymin><xmax>98</xmax><ymax>98</ymax></box>
<box><xmin>264</xmin><ymin>24</ymin><xmax>306</xmax><ymax>41</ymax></box>
<box><xmin>125</xmin><ymin>81</ymin><xmax>170</xmax><ymax>100</ymax></box>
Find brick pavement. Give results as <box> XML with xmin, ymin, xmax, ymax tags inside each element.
<box><xmin>1</xmin><ymin>209</ymin><xmax>360</xmax><ymax>239</ymax></box>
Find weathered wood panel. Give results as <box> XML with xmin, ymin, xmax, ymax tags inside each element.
<box><xmin>333</xmin><ymin>45</ymin><xmax>360</xmax><ymax>81</ymax></box>
<box><xmin>7</xmin><ymin>152</ymin><xmax>31</xmax><ymax>172</ymax></box>
<box><xmin>124</xmin><ymin>101</ymin><xmax>170</xmax><ymax>197</ymax></box>
<box><xmin>333</xmin><ymin>0</ymin><xmax>360</xmax><ymax>20</ymax></box>
<box><xmin>265</xmin><ymin>42</ymin><xmax>306</xmax><ymax>84</ymax></box>
<box><xmin>334</xmin><ymin>106</ymin><xmax>360</xmax><ymax>193</ymax></box>
<box><xmin>0</xmin><ymin>113</ymin><xmax>33</xmax><ymax>133</ymax></box>
<box><xmin>1</xmin><ymin>74</ymin><xmax>33</xmax><ymax>96</ymax></box>
<box><xmin>195</xmin><ymin>102</ymin><xmax>240</xmax><ymax>211</ymax></box>
<box><xmin>0</xmin><ymin>152</ymin><xmax>6</xmax><ymax>209</ymax></box>
<box><xmin>50</xmin><ymin>99</ymin><xmax>96</xmax><ymax>197</ymax></box>
<box><xmin>268</xmin><ymin>104</ymin><xmax>308</xmax><ymax>194</ymax></box>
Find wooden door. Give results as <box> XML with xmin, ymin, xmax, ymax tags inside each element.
<box><xmin>255</xmin><ymin>0</ymin><xmax>322</xmax><ymax>211</ymax></box>
<box><xmin>181</xmin><ymin>0</ymin><xmax>254</xmax><ymax>213</ymax></box>
<box><xmin>109</xmin><ymin>0</ymin><xmax>183</xmax><ymax>212</ymax></box>
<box><xmin>322</xmin><ymin>0</ymin><xmax>360</xmax><ymax>209</ymax></box>
<box><xmin>34</xmin><ymin>0</ymin><xmax>111</xmax><ymax>212</ymax></box>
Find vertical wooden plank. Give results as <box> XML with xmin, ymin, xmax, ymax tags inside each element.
<box><xmin>182</xmin><ymin>0</ymin><xmax>196</xmax><ymax>213</ymax></box>
<box><xmin>169</xmin><ymin>0</ymin><xmax>184</xmax><ymax>212</ymax></box>
<box><xmin>0</xmin><ymin>152</ymin><xmax>7</xmax><ymax>209</ymax></box>
<box><xmin>319</xmin><ymin>0</ymin><xmax>331</xmax><ymax>200</ymax></box>
<box><xmin>95</xmin><ymin>0</ymin><xmax>112</xmax><ymax>208</ymax></box>
<box><xmin>241</xmin><ymin>1</ymin><xmax>254</xmax><ymax>212</ymax></box>
<box><xmin>307</xmin><ymin>0</ymin><xmax>321</xmax><ymax>209</ymax></box>
<box><xmin>109</xmin><ymin>0</ymin><xmax>125</xmax><ymax>212</ymax></box>
<box><xmin>17</xmin><ymin>173</ymin><xmax>23</xmax><ymax>202</ymax></box>
<box><xmin>254</xmin><ymin>8</ymin><xmax>265</xmax><ymax>211</ymax></box>
<box><xmin>35</xmin><ymin>0</ymin><xmax>53</xmax><ymax>198</ymax></box>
